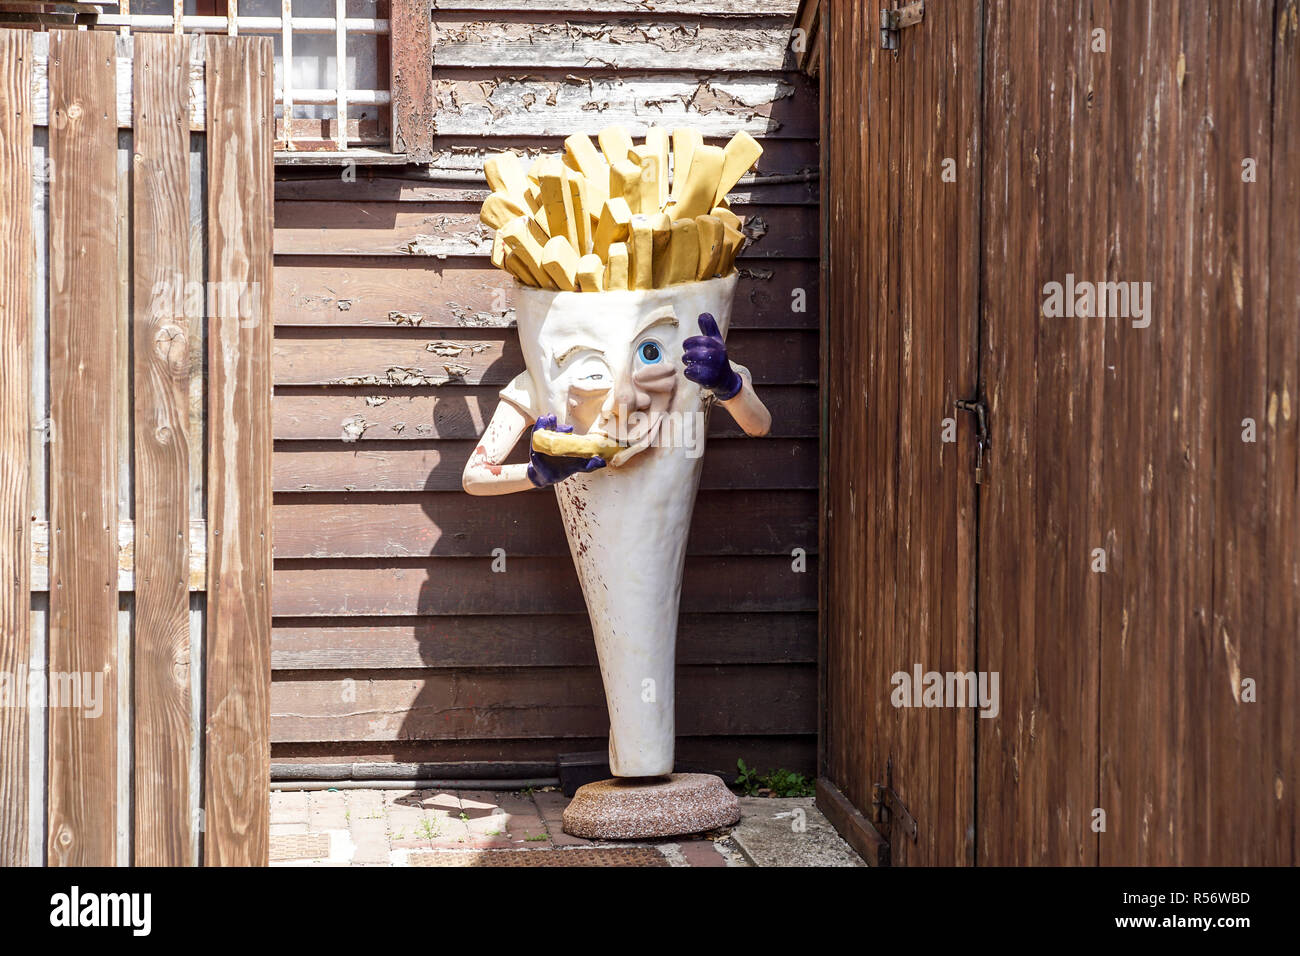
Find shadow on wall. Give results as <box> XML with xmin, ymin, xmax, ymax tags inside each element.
<box><xmin>402</xmin><ymin>346</ymin><xmax>603</xmax><ymax>776</ymax></box>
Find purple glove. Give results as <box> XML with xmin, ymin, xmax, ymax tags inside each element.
<box><xmin>682</xmin><ymin>313</ymin><xmax>743</xmax><ymax>400</ymax></box>
<box><xmin>527</xmin><ymin>414</ymin><xmax>607</xmax><ymax>488</ymax></box>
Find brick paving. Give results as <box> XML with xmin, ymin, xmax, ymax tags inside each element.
<box><xmin>268</xmin><ymin>787</ymin><xmax>859</xmax><ymax>867</ymax></box>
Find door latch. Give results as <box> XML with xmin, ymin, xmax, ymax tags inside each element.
<box><xmin>955</xmin><ymin>395</ymin><xmax>989</xmax><ymax>484</ymax></box>
<box><xmin>880</xmin><ymin>2</ymin><xmax>925</xmax><ymax>51</ymax></box>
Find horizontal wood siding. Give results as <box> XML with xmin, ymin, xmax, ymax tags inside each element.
<box><xmin>271</xmin><ymin>2</ymin><xmax>818</xmax><ymax>781</ymax></box>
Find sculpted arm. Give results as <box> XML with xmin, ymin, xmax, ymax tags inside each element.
<box><xmin>462</xmin><ymin>400</ymin><xmax>537</xmax><ymax>496</ymax></box>
<box><xmin>681</xmin><ymin>313</ymin><xmax>771</xmax><ymax>437</ymax></box>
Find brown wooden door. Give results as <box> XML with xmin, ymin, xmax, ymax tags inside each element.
<box><xmin>821</xmin><ymin>0</ymin><xmax>1299</xmax><ymax>866</ymax></box>
<box><xmin>976</xmin><ymin>0</ymin><xmax>1297</xmax><ymax>867</ymax></box>
<box><xmin>821</xmin><ymin>0</ymin><xmax>981</xmax><ymax>866</ymax></box>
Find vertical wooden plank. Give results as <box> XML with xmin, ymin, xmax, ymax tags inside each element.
<box><xmin>976</xmin><ymin>0</ymin><xmax>1110</xmax><ymax>867</ymax></box>
<box><xmin>133</xmin><ymin>31</ymin><xmax>193</xmax><ymax>868</ymax></box>
<box><xmin>885</xmin><ymin>0</ymin><xmax>981</xmax><ymax>867</ymax></box>
<box><xmin>390</xmin><ymin>0</ymin><xmax>433</xmax><ymax>162</ymax></box>
<box><xmin>813</xmin><ymin>0</ymin><xmax>829</xmax><ymax>788</ymax></box>
<box><xmin>204</xmin><ymin>35</ymin><xmax>273</xmax><ymax>867</ymax></box>
<box><xmin>1264</xmin><ymin>0</ymin><xmax>1300</xmax><ymax>866</ymax></box>
<box><xmin>0</xmin><ymin>27</ymin><xmax>32</xmax><ymax>868</ymax></box>
<box><xmin>46</xmin><ymin>28</ymin><xmax>119</xmax><ymax>868</ymax></box>
<box><xmin>1096</xmin><ymin>0</ymin><xmax>1197</xmax><ymax>867</ymax></box>
<box><xmin>820</xmin><ymin>0</ymin><xmax>980</xmax><ymax>866</ymax></box>
<box><xmin>1201</xmin><ymin>0</ymin><xmax>1275</xmax><ymax>865</ymax></box>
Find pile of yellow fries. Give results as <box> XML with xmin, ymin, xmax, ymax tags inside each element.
<box><xmin>480</xmin><ymin>126</ymin><xmax>762</xmax><ymax>292</ymax></box>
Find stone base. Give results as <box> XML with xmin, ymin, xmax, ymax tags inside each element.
<box><xmin>562</xmin><ymin>773</ymin><xmax>741</xmax><ymax>840</ymax></box>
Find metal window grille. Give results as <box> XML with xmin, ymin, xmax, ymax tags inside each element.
<box><xmin>89</xmin><ymin>1</ymin><xmax>391</xmax><ymax>154</ymax></box>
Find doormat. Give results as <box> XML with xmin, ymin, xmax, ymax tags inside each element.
<box><xmin>407</xmin><ymin>847</ymin><xmax>669</xmax><ymax>867</ymax></box>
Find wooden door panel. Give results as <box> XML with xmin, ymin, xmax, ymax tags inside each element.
<box><xmin>823</xmin><ymin>0</ymin><xmax>980</xmax><ymax>865</ymax></box>
<box><xmin>976</xmin><ymin>0</ymin><xmax>1106</xmax><ymax>867</ymax></box>
<box><xmin>977</xmin><ymin>0</ymin><xmax>1295</xmax><ymax>865</ymax></box>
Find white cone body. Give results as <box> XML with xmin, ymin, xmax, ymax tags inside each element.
<box><xmin>512</xmin><ymin>275</ymin><xmax>739</xmax><ymax>776</ymax></box>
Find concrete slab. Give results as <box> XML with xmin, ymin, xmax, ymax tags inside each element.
<box><xmin>729</xmin><ymin>797</ymin><xmax>864</xmax><ymax>867</ymax></box>
<box><xmin>349</xmin><ymin>818</ymin><xmax>391</xmax><ymax>865</ymax></box>
<box><xmin>308</xmin><ymin>789</ymin><xmax>349</xmax><ymax>830</ymax></box>
<box><xmin>270</xmin><ymin>789</ymin><xmax>309</xmax><ymax>825</ymax></box>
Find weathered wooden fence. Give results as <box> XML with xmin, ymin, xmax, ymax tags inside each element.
<box><xmin>0</xmin><ymin>28</ymin><xmax>272</xmax><ymax>866</ymax></box>
<box><xmin>269</xmin><ymin>1</ymin><xmax>820</xmax><ymax>784</ymax></box>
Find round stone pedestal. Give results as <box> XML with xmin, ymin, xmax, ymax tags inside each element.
<box><xmin>562</xmin><ymin>773</ymin><xmax>741</xmax><ymax>840</ymax></box>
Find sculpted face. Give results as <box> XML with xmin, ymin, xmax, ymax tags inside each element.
<box><xmin>513</xmin><ymin>277</ymin><xmax>736</xmax><ymax>465</ymax></box>
<box><xmin>509</xmin><ymin>275</ymin><xmax>739</xmax><ymax>776</ymax></box>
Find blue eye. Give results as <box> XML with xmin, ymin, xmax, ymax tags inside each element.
<box><xmin>638</xmin><ymin>340</ymin><xmax>663</xmax><ymax>364</ymax></box>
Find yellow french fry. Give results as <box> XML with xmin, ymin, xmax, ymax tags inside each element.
<box><xmin>565</xmin><ymin>133</ymin><xmax>610</xmax><ymax>208</ymax></box>
<box><xmin>484</xmin><ymin>152</ymin><xmax>529</xmax><ymax>203</ymax></box>
<box><xmin>645</xmin><ymin>126</ymin><xmax>671</xmax><ymax>210</ymax></box>
<box><xmin>598</xmin><ymin>125</ymin><xmax>635</xmax><ymax>166</ymax></box>
<box><xmin>668</xmin><ymin>144</ymin><xmax>724</xmax><ymax>222</ymax></box>
<box><xmin>491</xmin><ymin>230</ymin><xmax>507</xmax><ymax>270</ymax></box>
<box><xmin>539</xmin><ymin>158</ymin><xmax>578</xmax><ymax>251</ymax></box>
<box><xmin>628</xmin><ymin>215</ymin><xmax>655</xmax><ymax>291</ymax></box>
<box><xmin>542</xmin><ymin>235</ymin><xmax>581</xmax><ymax>292</ymax></box>
<box><xmin>719</xmin><ymin>223</ymin><xmax>745</xmax><ymax>275</ymax></box>
<box><xmin>650</xmin><ymin>212</ymin><xmax>674</xmax><ymax>288</ymax></box>
<box><xmin>605</xmin><ymin>242</ymin><xmax>630</xmax><ymax>291</ymax></box>
<box><xmin>524</xmin><ymin>182</ymin><xmax>551</xmax><ymax>236</ymax></box>
<box><xmin>709</xmin><ymin>205</ymin><xmax>743</xmax><ymax>233</ymax></box>
<box><xmin>666</xmin><ymin>218</ymin><xmax>700</xmax><ymax>286</ymax></box>
<box><xmin>503</xmin><ymin>251</ymin><xmax>536</xmax><ymax>286</ymax></box>
<box><xmin>695</xmin><ymin>214</ymin><xmax>725</xmax><ymax>280</ymax></box>
<box><xmin>499</xmin><ymin>216</ymin><xmax>554</xmax><ymax>289</ymax></box>
<box><xmin>670</xmin><ymin>128</ymin><xmax>702</xmax><ymax>204</ymax></box>
<box><xmin>576</xmin><ymin>253</ymin><xmax>605</xmax><ymax>293</ymax></box>
<box><xmin>714</xmin><ymin>130</ymin><xmax>764</xmax><ymax>207</ymax></box>
<box><xmin>567</xmin><ymin>171</ymin><xmax>591</xmax><ymax>255</ymax></box>
<box><xmin>532</xmin><ymin>429</ymin><xmax>623</xmax><ymax>461</ymax></box>
<box><xmin>593</xmin><ymin>197</ymin><xmax>632</xmax><ymax>260</ymax></box>
<box><xmin>629</xmin><ymin>145</ymin><xmax>661</xmax><ymax>216</ymax></box>
<box><xmin>528</xmin><ymin>217</ymin><xmax>552</xmax><ymax>248</ymax></box>
<box><xmin>609</xmin><ymin>158</ymin><xmax>643</xmax><ymax>214</ymax></box>
<box><xmin>480</xmin><ymin>191</ymin><xmax>528</xmax><ymax>231</ymax></box>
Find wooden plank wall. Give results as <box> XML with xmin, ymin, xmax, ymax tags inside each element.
<box><xmin>0</xmin><ymin>31</ymin><xmax>273</xmax><ymax>866</ymax></box>
<box><xmin>270</xmin><ymin>0</ymin><xmax>820</xmax><ymax>781</ymax></box>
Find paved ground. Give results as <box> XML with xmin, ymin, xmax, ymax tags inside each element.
<box><xmin>269</xmin><ymin>789</ymin><xmax>864</xmax><ymax>867</ymax></box>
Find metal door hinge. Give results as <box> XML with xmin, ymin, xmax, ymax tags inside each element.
<box><xmin>873</xmin><ymin>784</ymin><xmax>919</xmax><ymax>843</ymax></box>
<box><xmin>880</xmin><ymin>2</ymin><xmax>925</xmax><ymax>51</ymax></box>
<box><xmin>873</xmin><ymin>759</ymin><xmax>919</xmax><ymax>843</ymax></box>
<box><xmin>955</xmin><ymin>395</ymin><xmax>990</xmax><ymax>484</ymax></box>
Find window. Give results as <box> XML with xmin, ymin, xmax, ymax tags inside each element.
<box><xmin>37</xmin><ymin>0</ymin><xmax>431</xmax><ymax>162</ymax></box>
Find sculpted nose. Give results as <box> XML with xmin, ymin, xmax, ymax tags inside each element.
<box><xmin>595</xmin><ymin>370</ymin><xmax>642</xmax><ymax>432</ymax></box>
<box><xmin>613</xmin><ymin>375</ymin><xmax>640</xmax><ymax>412</ymax></box>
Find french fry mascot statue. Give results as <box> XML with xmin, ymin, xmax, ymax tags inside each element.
<box><xmin>463</xmin><ymin>275</ymin><xmax>770</xmax><ymax>837</ymax></box>
<box><xmin>462</xmin><ymin>128</ymin><xmax>770</xmax><ymax>838</ymax></box>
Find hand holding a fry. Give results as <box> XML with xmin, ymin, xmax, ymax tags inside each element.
<box><xmin>526</xmin><ymin>414</ymin><xmax>607</xmax><ymax>488</ymax></box>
